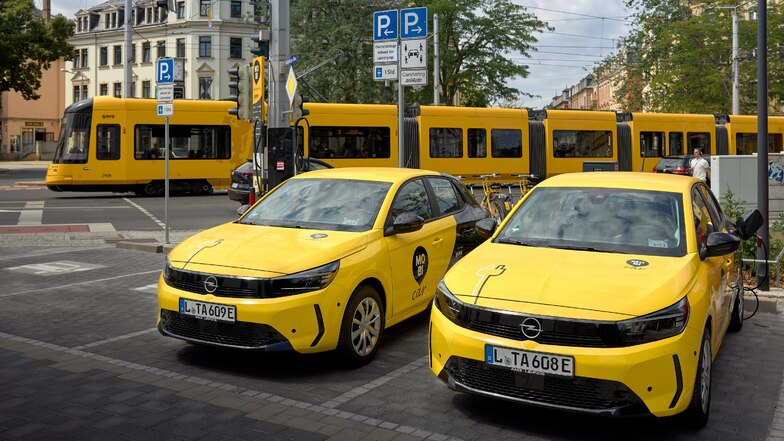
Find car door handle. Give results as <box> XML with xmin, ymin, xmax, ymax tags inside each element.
<box><xmin>82</xmin><ymin>167</ymin><xmax>90</xmax><ymax>170</ymax></box>
<box><xmin>432</xmin><ymin>237</ymin><xmax>444</xmax><ymax>246</ymax></box>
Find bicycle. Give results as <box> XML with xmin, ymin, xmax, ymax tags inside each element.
<box><xmin>507</xmin><ymin>173</ymin><xmax>539</xmax><ymax>204</ymax></box>
<box><xmin>473</xmin><ymin>174</ymin><xmax>511</xmax><ymax>225</ymax></box>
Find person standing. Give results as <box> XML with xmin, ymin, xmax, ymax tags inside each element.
<box><xmin>689</xmin><ymin>148</ymin><xmax>710</xmax><ymax>183</ymax></box>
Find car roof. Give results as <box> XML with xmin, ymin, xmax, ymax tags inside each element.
<box><xmin>291</xmin><ymin>167</ymin><xmax>441</xmax><ymax>183</ymax></box>
<box><xmin>539</xmin><ymin>172</ymin><xmax>699</xmax><ymax>193</ymax></box>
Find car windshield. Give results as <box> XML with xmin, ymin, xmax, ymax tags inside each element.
<box><xmin>496</xmin><ymin>187</ymin><xmax>687</xmax><ymax>257</ymax></box>
<box><xmin>238</xmin><ymin>178</ymin><xmax>392</xmax><ymax>232</ymax></box>
<box><xmin>656</xmin><ymin>158</ymin><xmax>685</xmax><ymax>169</ymax></box>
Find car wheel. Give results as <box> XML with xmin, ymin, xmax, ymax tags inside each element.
<box><xmin>728</xmin><ymin>278</ymin><xmax>744</xmax><ymax>332</ymax></box>
<box><xmin>683</xmin><ymin>329</ymin><xmax>711</xmax><ymax>429</ymax></box>
<box><xmin>337</xmin><ymin>285</ymin><xmax>384</xmax><ymax>367</ymax></box>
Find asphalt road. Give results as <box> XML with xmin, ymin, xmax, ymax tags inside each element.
<box><xmin>1</xmin><ymin>163</ymin><xmax>784</xmax><ymax>440</ymax></box>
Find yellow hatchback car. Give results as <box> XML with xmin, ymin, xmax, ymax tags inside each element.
<box><xmin>158</xmin><ymin>167</ymin><xmax>487</xmax><ymax>365</ymax></box>
<box><xmin>430</xmin><ymin>172</ymin><xmax>762</xmax><ymax>427</ymax></box>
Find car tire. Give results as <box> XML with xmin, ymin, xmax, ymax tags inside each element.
<box><xmin>728</xmin><ymin>278</ymin><xmax>744</xmax><ymax>333</ymax></box>
<box><xmin>337</xmin><ymin>285</ymin><xmax>384</xmax><ymax>367</ymax></box>
<box><xmin>683</xmin><ymin>329</ymin><xmax>711</xmax><ymax>429</ymax></box>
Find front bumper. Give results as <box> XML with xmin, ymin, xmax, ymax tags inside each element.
<box><xmin>429</xmin><ymin>306</ymin><xmax>702</xmax><ymax>417</ymax></box>
<box><xmin>157</xmin><ymin>274</ymin><xmax>347</xmax><ymax>353</ymax></box>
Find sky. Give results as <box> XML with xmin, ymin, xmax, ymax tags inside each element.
<box><xmin>47</xmin><ymin>0</ymin><xmax>631</xmax><ymax>109</ymax></box>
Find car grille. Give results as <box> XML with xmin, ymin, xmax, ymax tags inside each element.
<box><xmin>165</xmin><ymin>267</ymin><xmax>268</xmax><ymax>298</ymax></box>
<box><xmin>445</xmin><ymin>357</ymin><xmax>643</xmax><ymax>412</ymax></box>
<box><xmin>462</xmin><ymin>307</ymin><xmax>625</xmax><ymax>348</ymax></box>
<box><xmin>159</xmin><ymin>309</ymin><xmax>287</xmax><ymax>349</ymax></box>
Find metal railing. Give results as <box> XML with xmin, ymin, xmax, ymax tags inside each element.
<box><xmin>742</xmin><ymin>245</ymin><xmax>784</xmax><ymax>287</ymax></box>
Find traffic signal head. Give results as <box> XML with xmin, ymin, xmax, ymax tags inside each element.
<box><xmin>293</xmin><ymin>95</ymin><xmax>310</xmax><ymax>121</ymax></box>
<box><xmin>227</xmin><ymin>64</ymin><xmax>252</xmax><ymax>121</ymax></box>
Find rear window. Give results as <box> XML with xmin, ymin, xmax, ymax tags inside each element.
<box><xmin>236</xmin><ymin>161</ymin><xmax>253</xmax><ymax>174</ymax></box>
<box><xmin>655</xmin><ymin>158</ymin><xmax>686</xmax><ymax>169</ymax></box>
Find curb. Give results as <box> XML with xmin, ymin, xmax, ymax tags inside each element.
<box><xmin>116</xmin><ymin>240</ymin><xmax>179</xmax><ymax>254</ymax></box>
<box><xmin>14</xmin><ymin>181</ymin><xmax>46</xmax><ymax>186</ymax></box>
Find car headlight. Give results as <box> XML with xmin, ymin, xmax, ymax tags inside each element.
<box><xmin>616</xmin><ymin>297</ymin><xmax>690</xmax><ymax>345</ymax></box>
<box><xmin>269</xmin><ymin>261</ymin><xmax>340</xmax><ymax>296</ymax></box>
<box><xmin>434</xmin><ymin>280</ymin><xmax>467</xmax><ymax>324</ymax></box>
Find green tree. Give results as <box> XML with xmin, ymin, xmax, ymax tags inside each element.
<box><xmin>608</xmin><ymin>0</ymin><xmax>784</xmax><ymax>113</ymax></box>
<box><xmin>0</xmin><ymin>0</ymin><xmax>74</xmax><ymax>101</ymax></box>
<box><xmin>290</xmin><ymin>0</ymin><xmax>548</xmax><ymax>106</ymax></box>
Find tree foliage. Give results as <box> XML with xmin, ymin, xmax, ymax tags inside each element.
<box><xmin>603</xmin><ymin>0</ymin><xmax>784</xmax><ymax>113</ymax></box>
<box><xmin>0</xmin><ymin>0</ymin><xmax>74</xmax><ymax>100</ymax></box>
<box><xmin>290</xmin><ymin>0</ymin><xmax>548</xmax><ymax>106</ymax></box>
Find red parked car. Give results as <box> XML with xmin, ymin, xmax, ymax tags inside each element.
<box><xmin>652</xmin><ymin>155</ymin><xmax>709</xmax><ymax>176</ymax></box>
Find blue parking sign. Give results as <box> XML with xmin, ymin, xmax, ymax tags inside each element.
<box><xmin>156</xmin><ymin>58</ymin><xmax>174</xmax><ymax>84</ymax></box>
<box><xmin>373</xmin><ymin>10</ymin><xmax>398</xmax><ymax>41</ymax></box>
<box><xmin>400</xmin><ymin>7</ymin><xmax>427</xmax><ymax>39</ymax></box>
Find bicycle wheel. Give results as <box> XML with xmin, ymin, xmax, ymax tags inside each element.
<box><xmin>489</xmin><ymin>197</ymin><xmax>508</xmax><ymax>225</ymax></box>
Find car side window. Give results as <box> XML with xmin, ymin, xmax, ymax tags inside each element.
<box><xmin>692</xmin><ymin>186</ymin><xmax>719</xmax><ymax>248</ymax></box>
<box><xmin>391</xmin><ymin>179</ymin><xmax>433</xmax><ymax>221</ymax></box>
<box><xmin>427</xmin><ymin>177</ymin><xmax>462</xmax><ymax>216</ymax></box>
<box><xmin>698</xmin><ymin>184</ymin><xmax>724</xmax><ymax>230</ymax></box>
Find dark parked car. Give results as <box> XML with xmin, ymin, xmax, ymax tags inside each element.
<box><xmin>652</xmin><ymin>155</ymin><xmax>710</xmax><ymax>176</ymax></box>
<box><xmin>228</xmin><ymin>158</ymin><xmax>333</xmax><ymax>204</ymax></box>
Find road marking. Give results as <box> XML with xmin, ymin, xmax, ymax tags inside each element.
<box><xmin>0</xmin><ymin>246</ymin><xmax>114</xmax><ymax>262</ymax></box>
<box><xmin>6</xmin><ymin>260</ymin><xmax>105</xmax><ymax>276</ymax></box>
<box><xmin>0</xmin><ymin>269</ymin><xmax>161</xmax><ymax>297</ymax></box>
<box><xmin>17</xmin><ymin>200</ymin><xmax>44</xmax><ymax>225</ymax></box>
<box><xmin>321</xmin><ymin>355</ymin><xmax>429</xmax><ymax>408</ymax></box>
<box><xmin>73</xmin><ymin>327</ymin><xmax>158</xmax><ymax>350</ymax></box>
<box><xmin>0</xmin><ymin>331</ymin><xmax>459</xmax><ymax>441</ymax></box>
<box><xmin>124</xmin><ymin>197</ymin><xmax>166</xmax><ymax>230</ymax></box>
<box><xmin>134</xmin><ymin>283</ymin><xmax>159</xmax><ymax>292</ymax></box>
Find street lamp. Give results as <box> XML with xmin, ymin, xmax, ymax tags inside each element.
<box><xmin>712</xmin><ymin>0</ymin><xmax>754</xmax><ymax>115</ymax></box>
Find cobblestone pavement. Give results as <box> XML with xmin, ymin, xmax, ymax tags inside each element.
<box><xmin>1</xmin><ymin>244</ymin><xmax>784</xmax><ymax>441</ymax></box>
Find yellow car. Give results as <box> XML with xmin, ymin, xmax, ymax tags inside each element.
<box><xmin>430</xmin><ymin>172</ymin><xmax>762</xmax><ymax>427</ymax></box>
<box><xmin>158</xmin><ymin>167</ymin><xmax>487</xmax><ymax>365</ymax></box>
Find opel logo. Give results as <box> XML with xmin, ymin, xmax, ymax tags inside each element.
<box><xmin>520</xmin><ymin>317</ymin><xmax>542</xmax><ymax>339</ymax></box>
<box><xmin>204</xmin><ymin>276</ymin><xmax>218</xmax><ymax>293</ymax></box>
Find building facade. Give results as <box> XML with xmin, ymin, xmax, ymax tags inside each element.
<box><xmin>65</xmin><ymin>0</ymin><xmax>259</xmax><ymax>108</ymax></box>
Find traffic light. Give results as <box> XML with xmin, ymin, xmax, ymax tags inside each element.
<box><xmin>227</xmin><ymin>64</ymin><xmax>252</xmax><ymax>120</ymax></box>
<box><xmin>293</xmin><ymin>95</ymin><xmax>310</xmax><ymax>120</ymax></box>
<box><xmin>251</xmin><ymin>30</ymin><xmax>270</xmax><ymax>58</ymax></box>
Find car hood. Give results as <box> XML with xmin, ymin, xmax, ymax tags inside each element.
<box><xmin>168</xmin><ymin>222</ymin><xmax>370</xmax><ymax>276</ymax></box>
<box><xmin>443</xmin><ymin>242</ymin><xmax>697</xmax><ymax>321</ymax></box>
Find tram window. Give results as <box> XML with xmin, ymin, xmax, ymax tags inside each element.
<box><xmin>736</xmin><ymin>133</ymin><xmax>783</xmax><ymax>154</ymax></box>
<box><xmin>308</xmin><ymin>126</ymin><xmax>390</xmax><ymax>159</ymax></box>
<box><xmin>688</xmin><ymin>132</ymin><xmax>710</xmax><ymax>155</ymax></box>
<box><xmin>134</xmin><ymin>124</ymin><xmax>231</xmax><ymax>160</ymax></box>
<box><xmin>491</xmin><ymin>129</ymin><xmax>522</xmax><ymax>158</ymax></box>
<box><xmin>669</xmin><ymin>132</ymin><xmax>684</xmax><ymax>155</ymax></box>
<box><xmin>96</xmin><ymin>124</ymin><xmax>120</xmax><ymax>160</ymax></box>
<box><xmin>53</xmin><ymin>110</ymin><xmax>91</xmax><ymax>164</ymax></box>
<box><xmin>553</xmin><ymin>130</ymin><xmax>613</xmax><ymax>158</ymax></box>
<box><xmin>467</xmin><ymin>128</ymin><xmax>486</xmax><ymax>158</ymax></box>
<box><xmin>430</xmin><ymin>128</ymin><xmax>462</xmax><ymax>158</ymax></box>
<box><xmin>640</xmin><ymin>131</ymin><xmax>664</xmax><ymax>158</ymax></box>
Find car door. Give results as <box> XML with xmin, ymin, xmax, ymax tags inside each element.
<box><xmin>383</xmin><ymin>178</ymin><xmax>455</xmax><ymax>319</ymax></box>
<box><xmin>691</xmin><ymin>184</ymin><xmax>729</xmax><ymax>343</ymax></box>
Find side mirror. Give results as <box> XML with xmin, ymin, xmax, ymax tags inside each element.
<box><xmin>703</xmin><ymin>232</ymin><xmax>741</xmax><ymax>259</ymax></box>
<box><xmin>475</xmin><ymin>218</ymin><xmax>497</xmax><ymax>239</ymax></box>
<box><xmin>735</xmin><ymin>208</ymin><xmax>763</xmax><ymax>241</ymax></box>
<box><xmin>236</xmin><ymin>204</ymin><xmax>250</xmax><ymax>217</ymax></box>
<box><xmin>391</xmin><ymin>213</ymin><xmax>425</xmax><ymax>234</ymax></box>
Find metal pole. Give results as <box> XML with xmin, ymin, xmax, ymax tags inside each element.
<box><xmin>434</xmin><ymin>13</ymin><xmax>440</xmax><ymax>106</ymax></box>
<box><xmin>268</xmin><ymin>0</ymin><xmax>290</xmax><ymax>129</ymax></box>
<box><xmin>164</xmin><ymin>116</ymin><xmax>170</xmax><ymax>244</ymax></box>
<box><xmin>732</xmin><ymin>8</ymin><xmax>740</xmax><ymax>115</ymax></box>
<box><xmin>398</xmin><ymin>57</ymin><xmax>405</xmax><ymax>168</ymax></box>
<box><xmin>124</xmin><ymin>0</ymin><xmax>132</xmax><ymax>98</ymax></box>
<box><xmin>756</xmin><ymin>0</ymin><xmax>769</xmax><ymax>290</ymax></box>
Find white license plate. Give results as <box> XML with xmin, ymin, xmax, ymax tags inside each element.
<box><xmin>485</xmin><ymin>345</ymin><xmax>574</xmax><ymax>377</ymax></box>
<box><xmin>230</xmin><ymin>182</ymin><xmax>239</xmax><ymax>188</ymax></box>
<box><xmin>179</xmin><ymin>298</ymin><xmax>236</xmax><ymax>323</ymax></box>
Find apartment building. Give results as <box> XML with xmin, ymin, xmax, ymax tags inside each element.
<box><xmin>65</xmin><ymin>0</ymin><xmax>258</xmax><ymax>107</ymax></box>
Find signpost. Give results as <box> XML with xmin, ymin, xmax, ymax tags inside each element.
<box><xmin>155</xmin><ymin>58</ymin><xmax>174</xmax><ymax>244</ymax></box>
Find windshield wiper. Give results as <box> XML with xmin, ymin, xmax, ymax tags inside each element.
<box><xmin>495</xmin><ymin>238</ymin><xmax>546</xmax><ymax>247</ymax></box>
<box><xmin>551</xmin><ymin>244</ymin><xmax>621</xmax><ymax>253</ymax></box>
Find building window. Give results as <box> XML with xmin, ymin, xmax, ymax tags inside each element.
<box><xmin>146</xmin><ymin>8</ymin><xmax>152</xmax><ymax>23</ymax></box>
<box><xmin>105</xmin><ymin>13</ymin><xmax>110</xmax><ymax>29</ymax></box>
<box><xmin>73</xmin><ymin>50</ymin><xmax>80</xmax><ymax>70</ymax></box>
<box><xmin>229</xmin><ymin>37</ymin><xmax>242</xmax><ymax>59</ymax></box>
<box><xmin>142</xmin><ymin>81</ymin><xmax>151</xmax><ymax>98</ymax></box>
<box><xmin>176</xmin><ymin>38</ymin><xmax>185</xmax><ymax>58</ymax></box>
<box><xmin>100</xmin><ymin>84</ymin><xmax>108</xmax><ymax>96</ymax></box>
<box><xmin>154</xmin><ymin>7</ymin><xmax>160</xmax><ymax>22</ymax></box>
<box><xmin>231</xmin><ymin>1</ymin><xmax>241</xmax><ymax>18</ymax></box>
<box><xmin>81</xmin><ymin>49</ymin><xmax>88</xmax><ymax>68</ymax></box>
<box><xmin>81</xmin><ymin>85</ymin><xmax>88</xmax><ymax>100</ymax></box>
<box><xmin>177</xmin><ymin>2</ymin><xmax>185</xmax><ymax>19</ymax></box>
<box><xmin>199</xmin><ymin>77</ymin><xmax>212</xmax><ymax>99</ymax></box>
<box><xmin>142</xmin><ymin>42</ymin><xmax>151</xmax><ymax>63</ymax></box>
<box><xmin>157</xmin><ymin>40</ymin><xmax>166</xmax><ymax>59</ymax></box>
<box><xmin>114</xmin><ymin>45</ymin><xmax>122</xmax><ymax>65</ymax></box>
<box><xmin>200</xmin><ymin>0</ymin><xmax>210</xmax><ymax>16</ymax></box>
<box><xmin>130</xmin><ymin>81</ymin><xmax>136</xmax><ymax>98</ymax></box>
<box><xmin>111</xmin><ymin>12</ymin><xmax>116</xmax><ymax>28</ymax></box>
<box><xmin>100</xmin><ymin>47</ymin><xmax>108</xmax><ymax>66</ymax></box>
<box><xmin>77</xmin><ymin>18</ymin><xmax>82</xmax><ymax>32</ymax></box>
<box><xmin>114</xmin><ymin>82</ymin><xmax>122</xmax><ymax>98</ymax></box>
<box><xmin>130</xmin><ymin>44</ymin><xmax>136</xmax><ymax>63</ymax></box>
<box><xmin>199</xmin><ymin>36</ymin><xmax>211</xmax><ymax>57</ymax></box>
<box><xmin>72</xmin><ymin>86</ymin><xmax>80</xmax><ymax>102</ymax></box>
